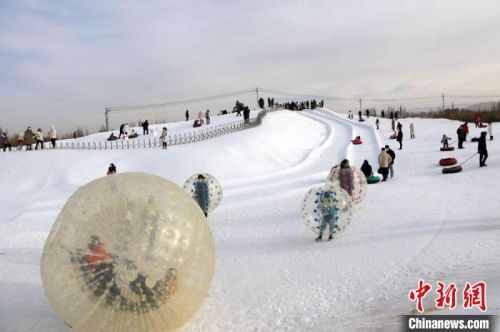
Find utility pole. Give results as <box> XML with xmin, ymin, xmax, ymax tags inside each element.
<box><xmin>359</xmin><ymin>99</ymin><xmax>362</xmax><ymax>112</ymax></box>
<box><xmin>256</xmin><ymin>87</ymin><xmax>259</xmax><ymax>108</ymax></box>
<box><xmin>442</xmin><ymin>93</ymin><xmax>445</xmax><ymax>111</ymax></box>
<box><xmin>105</xmin><ymin>107</ymin><xmax>111</xmax><ymax>131</ymax></box>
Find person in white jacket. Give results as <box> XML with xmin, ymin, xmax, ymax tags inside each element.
<box><xmin>488</xmin><ymin>122</ymin><xmax>493</xmax><ymax>141</ymax></box>
<box><xmin>48</xmin><ymin>125</ymin><xmax>57</xmax><ymax>148</ymax></box>
<box><xmin>35</xmin><ymin>128</ymin><xmax>44</xmax><ymax>150</ymax></box>
<box><xmin>160</xmin><ymin>127</ymin><xmax>168</xmax><ymax>149</ymax></box>
<box><xmin>378</xmin><ymin>148</ymin><xmax>392</xmax><ymax>181</ymax></box>
<box><xmin>410</xmin><ymin>123</ymin><xmax>415</xmax><ymax>139</ymax></box>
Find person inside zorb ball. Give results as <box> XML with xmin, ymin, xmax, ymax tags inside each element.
<box><xmin>183</xmin><ymin>173</ymin><xmax>223</xmax><ymax>217</ymax></box>
<box><xmin>40</xmin><ymin>173</ymin><xmax>215</xmax><ymax>332</ymax></box>
<box><xmin>326</xmin><ymin>159</ymin><xmax>367</xmax><ymax>205</ymax></box>
<box><xmin>302</xmin><ymin>185</ymin><xmax>353</xmax><ymax>242</ymax></box>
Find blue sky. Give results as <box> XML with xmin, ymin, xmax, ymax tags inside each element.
<box><xmin>1</xmin><ymin>0</ymin><xmax>500</xmax><ymax>133</ymax></box>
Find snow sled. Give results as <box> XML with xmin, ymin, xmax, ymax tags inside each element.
<box><xmin>389</xmin><ymin>134</ymin><xmax>397</xmax><ymax>139</ymax></box>
<box><xmin>439</xmin><ymin>158</ymin><xmax>457</xmax><ymax>166</ymax></box>
<box><xmin>471</xmin><ymin>137</ymin><xmax>479</xmax><ymax>142</ymax></box>
<box><xmin>352</xmin><ymin>136</ymin><xmax>362</xmax><ymax>145</ymax></box>
<box><xmin>366</xmin><ymin>175</ymin><xmax>380</xmax><ymax>184</ymax></box>
<box><xmin>129</xmin><ymin>133</ymin><xmax>139</xmax><ymax>139</ymax></box>
<box><xmin>442</xmin><ymin>165</ymin><xmax>463</xmax><ymax>174</ymax></box>
<box><xmin>193</xmin><ymin>120</ymin><xmax>202</xmax><ymax>128</ymax></box>
<box><xmin>440</xmin><ymin>147</ymin><xmax>455</xmax><ymax>151</ymax></box>
<box><xmin>358</xmin><ymin>119</ymin><xmax>365</xmax><ymax>122</ymax></box>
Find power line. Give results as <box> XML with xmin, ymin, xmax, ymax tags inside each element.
<box><xmin>108</xmin><ymin>89</ymin><xmax>256</xmax><ymax>112</ymax></box>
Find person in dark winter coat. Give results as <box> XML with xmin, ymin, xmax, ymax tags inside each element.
<box><xmin>375</xmin><ymin>118</ymin><xmax>379</xmax><ymax>130</ymax></box>
<box><xmin>381</xmin><ymin>110</ymin><xmax>385</xmax><ymax>118</ymax></box>
<box><xmin>462</xmin><ymin>122</ymin><xmax>469</xmax><ymax>141</ymax></box>
<box><xmin>478</xmin><ymin>131</ymin><xmax>488</xmax><ymax>167</ymax></box>
<box><xmin>258</xmin><ymin>98</ymin><xmax>265</xmax><ymax>109</ymax></box>
<box><xmin>385</xmin><ymin>145</ymin><xmax>396</xmax><ymax>178</ymax></box>
<box><xmin>107</xmin><ymin>163</ymin><xmax>117</xmax><ymax>175</ymax></box>
<box><xmin>358</xmin><ymin>110</ymin><xmax>363</xmax><ymax>121</ymax></box>
<box><xmin>315</xmin><ymin>191</ymin><xmax>338</xmax><ymax>241</ymax></box>
<box><xmin>142</xmin><ymin>120</ymin><xmax>149</xmax><ymax>135</ymax></box>
<box><xmin>185</xmin><ymin>110</ymin><xmax>190</xmax><ymax>121</ymax></box>
<box><xmin>365</xmin><ymin>109</ymin><xmax>370</xmax><ymax>118</ymax></box>
<box><xmin>24</xmin><ymin>127</ymin><xmax>34</xmax><ymax>150</ymax></box>
<box><xmin>397</xmin><ymin>130</ymin><xmax>403</xmax><ymax>150</ymax></box>
<box><xmin>205</xmin><ymin>110</ymin><xmax>211</xmax><ymax>125</ymax></box>
<box><xmin>243</xmin><ymin>107</ymin><xmax>250</xmax><ymax>124</ymax></box>
<box><xmin>194</xmin><ymin>175</ymin><xmax>210</xmax><ymax>217</ymax></box>
<box><xmin>119</xmin><ymin>123</ymin><xmax>125</xmax><ymax>138</ymax></box>
<box><xmin>457</xmin><ymin>125</ymin><xmax>465</xmax><ymax>149</ymax></box>
<box><xmin>1</xmin><ymin>133</ymin><xmax>12</xmax><ymax>151</ymax></box>
<box><xmin>397</xmin><ymin>122</ymin><xmax>402</xmax><ymax>131</ymax></box>
<box><xmin>360</xmin><ymin>160</ymin><xmax>373</xmax><ymax>177</ymax></box>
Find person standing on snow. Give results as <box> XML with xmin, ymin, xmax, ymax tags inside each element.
<box><xmin>142</xmin><ymin>120</ymin><xmax>149</xmax><ymax>135</ymax></box>
<box><xmin>397</xmin><ymin>129</ymin><xmax>403</xmax><ymax>150</ymax></box>
<box><xmin>48</xmin><ymin>125</ymin><xmax>57</xmax><ymax>148</ymax></box>
<box><xmin>107</xmin><ymin>163</ymin><xmax>117</xmax><ymax>175</ymax></box>
<box><xmin>487</xmin><ymin>122</ymin><xmax>493</xmax><ymax>140</ymax></box>
<box><xmin>315</xmin><ymin>191</ymin><xmax>338</xmax><ymax>241</ymax></box>
<box><xmin>478</xmin><ymin>131</ymin><xmax>488</xmax><ymax>167</ymax></box>
<box><xmin>410</xmin><ymin>123</ymin><xmax>415</xmax><ymax>139</ymax></box>
<box><xmin>35</xmin><ymin>128</ymin><xmax>44</xmax><ymax>150</ymax></box>
<box><xmin>205</xmin><ymin>109</ymin><xmax>211</xmax><ymax>125</ymax></box>
<box><xmin>457</xmin><ymin>125</ymin><xmax>465</xmax><ymax>149</ymax></box>
<box><xmin>348</xmin><ymin>110</ymin><xmax>353</xmax><ymax>119</ymax></box>
<box><xmin>160</xmin><ymin>127</ymin><xmax>168</xmax><ymax>149</ymax></box>
<box><xmin>358</xmin><ymin>110</ymin><xmax>363</xmax><ymax>121</ymax></box>
<box><xmin>385</xmin><ymin>145</ymin><xmax>396</xmax><ymax>178</ymax></box>
<box><xmin>463</xmin><ymin>122</ymin><xmax>469</xmax><ymax>141</ymax></box>
<box><xmin>375</xmin><ymin>118</ymin><xmax>380</xmax><ymax>130</ymax></box>
<box><xmin>1</xmin><ymin>132</ymin><xmax>12</xmax><ymax>151</ymax></box>
<box><xmin>338</xmin><ymin>159</ymin><xmax>354</xmax><ymax>196</ymax></box>
<box><xmin>378</xmin><ymin>148</ymin><xmax>392</xmax><ymax>181</ymax></box>
<box><xmin>361</xmin><ymin>160</ymin><xmax>373</xmax><ymax>178</ymax></box>
<box><xmin>24</xmin><ymin>127</ymin><xmax>34</xmax><ymax>151</ymax></box>
<box><xmin>194</xmin><ymin>175</ymin><xmax>210</xmax><ymax>217</ymax></box>
<box><xmin>185</xmin><ymin>110</ymin><xmax>190</xmax><ymax>121</ymax></box>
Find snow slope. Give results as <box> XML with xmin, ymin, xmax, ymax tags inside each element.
<box><xmin>0</xmin><ymin>109</ymin><xmax>499</xmax><ymax>331</ymax></box>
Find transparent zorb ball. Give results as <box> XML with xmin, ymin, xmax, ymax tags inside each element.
<box><xmin>183</xmin><ymin>173</ymin><xmax>223</xmax><ymax>214</ymax></box>
<box><xmin>326</xmin><ymin>165</ymin><xmax>367</xmax><ymax>205</ymax></box>
<box><xmin>301</xmin><ymin>183</ymin><xmax>353</xmax><ymax>235</ymax></box>
<box><xmin>40</xmin><ymin>173</ymin><xmax>215</xmax><ymax>332</ymax></box>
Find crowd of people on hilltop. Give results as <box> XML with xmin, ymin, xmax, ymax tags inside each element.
<box><xmin>1</xmin><ymin>125</ymin><xmax>58</xmax><ymax>151</ymax></box>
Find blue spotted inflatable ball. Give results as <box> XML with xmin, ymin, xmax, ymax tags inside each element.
<box><xmin>183</xmin><ymin>173</ymin><xmax>223</xmax><ymax>213</ymax></box>
<box><xmin>301</xmin><ymin>184</ymin><xmax>353</xmax><ymax>235</ymax></box>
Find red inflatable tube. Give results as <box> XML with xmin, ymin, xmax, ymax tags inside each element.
<box><xmin>440</xmin><ymin>147</ymin><xmax>455</xmax><ymax>151</ymax></box>
<box><xmin>439</xmin><ymin>158</ymin><xmax>457</xmax><ymax>166</ymax></box>
<box><xmin>442</xmin><ymin>165</ymin><xmax>463</xmax><ymax>174</ymax></box>
<box><xmin>352</xmin><ymin>140</ymin><xmax>362</xmax><ymax>145</ymax></box>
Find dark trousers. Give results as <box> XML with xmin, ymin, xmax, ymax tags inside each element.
<box><xmin>26</xmin><ymin>144</ymin><xmax>32</xmax><ymax>150</ymax></box>
<box><xmin>50</xmin><ymin>139</ymin><xmax>56</xmax><ymax>148</ymax></box>
<box><xmin>480</xmin><ymin>152</ymin><xmax>488</xmax><ymax>166</ymax></box>
<box><xmin>458</xmin><ymin>138</ymin><xmax>464</xmax><ymax>149</ymax></box>
<box><xmin>35</xmin><ymin>140</ymin><xmax>44</xmax><ymax>150</ymax></box>
<box><xmin>398</xmin><ymin>140</ymin><xmax>402</xmax><ymax>150</ymax></box>
<box><xmin>143</xmin><ymin>128</ymin><xmax>149</xmax><ymax>135</ymax></box>
<box><xmin>162</xmin><ymin>142</ymin><xmax>167</xmax><ymax>149</ymax></box>
<box><xmin>2</xmin><ymin>144</ymin><xmax>12</xmax><ymax>151</ymax></box>
<box><xmin>380</xmin><ymin>167</ymin><xmax>389</xmax><ymax>181</ymax></box>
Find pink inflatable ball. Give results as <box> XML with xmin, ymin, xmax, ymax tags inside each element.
<box><xmin>326</xmin><ymin>163</ymin><xmax>367</xmax><ymax>205</ymax></box>
<box><xmin>41</xmin><ymin>173</ymin><xmax>215</xmax><ymax>332</ymax></box>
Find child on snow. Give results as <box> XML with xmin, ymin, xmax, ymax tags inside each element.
<box><xmin>315</xmin><ymin>191</ymin><xmax>338</xmax><ymax>241</ymax></box>
<box><xmin>160</xmin><ymin>127</ymin><xmax>168</xmax><ymax>149</ymax></box>
<box><xmin>441</xmin><ymin>134</ymin><xmax>451</xmax><ymax>149</ymax></box>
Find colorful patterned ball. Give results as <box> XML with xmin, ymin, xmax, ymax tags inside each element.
<box><xmin>301</xmin><ymin>184</ymin><xmax>353</xmax><ymax>235</ymax></box>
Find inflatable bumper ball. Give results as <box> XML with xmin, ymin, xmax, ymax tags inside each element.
<box><xmin>41</xmin><ymin>173</ymin><xmax>215</xmax><ymax>332</ymax></box>
<box><xmin>302</xmin><ymin>184</ymin><xmax>353</xmax><ymax>236</ymax></box>
<box><xmin>326</xmin><ymin>166</ymin><xmax>367</xmax><ymax>205</ymax></box>
<box><xmin>183</xmin><ymin>173</ymin><xmax>223</xmax><ymax>215</ymax></box>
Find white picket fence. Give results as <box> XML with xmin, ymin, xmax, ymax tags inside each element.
<box><xmin>0</xmin><ymin>109</ymin><xmax>270</xmax><ymax>152</ymax></box>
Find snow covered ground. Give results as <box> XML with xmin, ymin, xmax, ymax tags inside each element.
<box><xmin>0</xmin><ymin>109</ymin><xmax>499</xmax><ymax>331</ymax></box>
